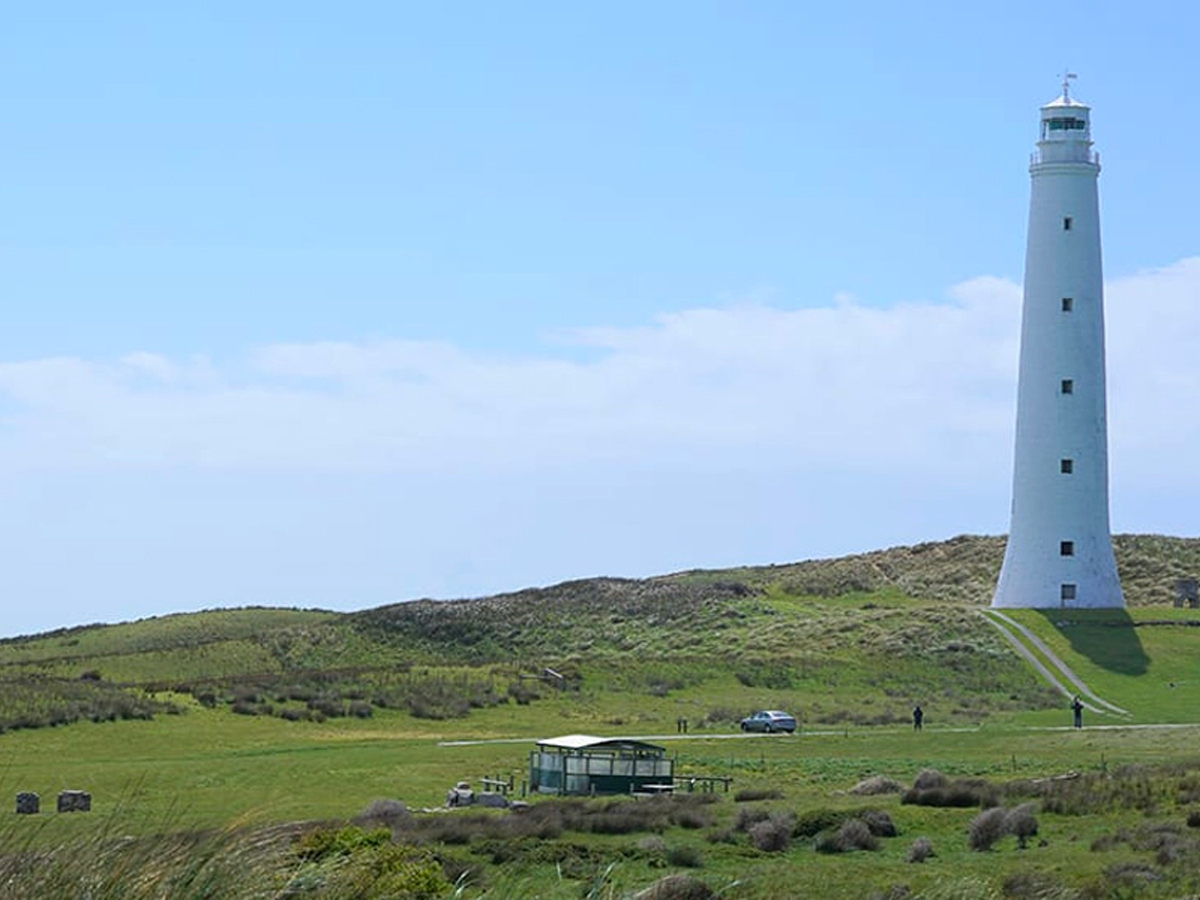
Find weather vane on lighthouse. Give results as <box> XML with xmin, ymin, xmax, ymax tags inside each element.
<box><xmin>1060</xmin><ymin>69</ymin><xmax>1077</xmax><ymax>100</ymax></box>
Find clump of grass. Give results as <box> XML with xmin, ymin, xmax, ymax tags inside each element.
<box><xmin>907</xmin><ymin>837</ymin><xmax>935</xmax><ymax>863</ymax></box>
<box><xmin>791</xmin><ymin>808</ymin><xmax>848</xmax><ymax>838</ymax></box>
<box><xmin>748</xmin><ymin>813</ymin><xmax>794</xmax><ymax>852</ymax></box>
<box><xmin>636</xmin><ymin>873</ymin><xmax>716</xmax><ymax>900</ymax></box>
<box><xmin>904</xmin><ymin>777</ymin><xmax>999</xmax><ymax>809</ymax></box>
<box><xmin>862</xmin><ymin>810</ymin><xmax>898</xmax><ymax>838</ymax></box>
<box><xmin>664</xmin><ymin>845</ymin><xmax>704</xmax><ymax>868</ymax></box>
<box><xmin>851</xmin><ymin>775</ymin><xmax>903</xmax><ymax>796</ymax></box>
<box><xmin>732</xmin><ymin>806</ymin><xmax>771</xmax><ymax>832</ymax></box>
<box><xmin>355</xmin><ymin>798</ymin><xmax>411</xmax><ymax>830</ymax></box>
<box><xmin>814</xmin><ymin>818</ymin><xmax>879</xmax><ymax>854</ymax></box>
<box><xmin>1005</xmin><ymin>803</ymin><xmax>1039</xmax><ymax>849</ymax></box>
<box><xmin>968</xmin><ymin>807</ymin><xmax>1011</xmax><ymax>851</ymax></box>
<box><xmin>912</xmin><ymin>769</ymin><xmax>948</xmax><ymax>791</ymax></box>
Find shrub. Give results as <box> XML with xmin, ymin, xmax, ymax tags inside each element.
<box><xmin>357</xmin><ymin>798</ymin><xmax>411</xmax><ymax>829</ymax></box>
<box><xmin>969</xmin><ymin>807</ymin><xmax>1010</xmax><ymax>851</ymax></box>
<box><xmin>669</xmin><ymin>806</ymin><xmax>714</xmax><ymax>830</ymax></box>
<box><xmin>913</xmin><ymin>769</ymin><xmax>948</xmax><ymax>791</ymax></box>
<box><xmin>1187</xmin><ymin>810</ymin><xmax>1200</xmax><ymax>828</ymax></box>
<box><xmin>636</xmin><ymin>874</ymin><xmax>715</xmax><ymax>900</ymax></box>
<box><xmin>664</xmin><ymin>845</ymin><xmax>704</xmax><ymax>868</ymax></box>
<box><xmin>507</xmin><ymin>681</ymin><xmax>540</xmax><ymax>705</ymax></box>
<box><xmin>815</xmin><ymin>818</ymin><xmax>879</xmax><ymax>854</ymax></box>
<box><xmin>907</xmin><ymin>837</ymin><xmax>935</xmax><ymax>863</ymax></box>
<box><xmin>735</xmin><ymin>788</ymin><xmax>783</xmax><ymax>803</ymax></box>
<box><xmin>1005</xmin><ymin>803</ymin><xmax>1039</xmax><ymax>849</ymax></box>
<box><xmin>903</xmin><ymin>778</ymin><xmax>999</xmax><ymax>809</ymax></box>
<box><xmin>698</xmin><ymin>707</ymin><xmax>743</xmax><ymax>729</ymax></box>
<box><xmin>308</xmin><ymin>697</ymin><xmax>345</xmax><ymax>718</ymax></box>
<box><xmin>733</xmin><ymin>806</ymin><xmax>771</xmax><ymax>832</ymax></box>
<box><xmin>851</xmin><ymin>775</ymin><xmax>903</xmax><ymax>796</ymax></box>
<box><xmin>792</xmin><ymin>808</ymin><xmax>847</xmax><ymax>838</ymax></box>
<box><xmin>638</xmin><ymin>835</ymin><xmax>667</xmax><ymax>855</ymax></box>
<box><xmin>862</xmin><ymin>810</ymin><xmax>898</xmax><ymax>838</ymax></box>
<box><xmin>748</xmin><ymin>814</ymin><xmax>794</xmax><ymax>852</ymax></box>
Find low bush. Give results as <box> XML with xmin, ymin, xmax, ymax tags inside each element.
<box><xmin>969</xmin><ymin>807</ymin><xmax>1011</xmax><ymax>851</ymax></box>
<box><xmin>664</xmin><ymin>845</ymin><xmax>704</xmax><ymax>868</ymax></box>
<box><xmin>356</xmin><ymin>798</ymin><xmax>411</xmax><ymax>829</ymax></box>
<box><xmin>851</xmin><ymin>775</ymin><xmax>903</xmax><ymax>796</ymax></box>
<box><xmin>814</xmin><ymin>818</ymin><xmax>879</xmax><ymax>854</ymax></box>
<box><xmin>748</xmin><ymin>813</ymin><xmax>794</xmax><ymax>852</ymax></box>
<box><xmin>907</xmin><ymin>837</ymin><xmax>935</xmax><ymax>863</ymax></box>
<box><xmin>1005</xmin><ymin>803</ymin><xmax>1038</xmax><ymax>849</ymax></box>
<box><xmin>733</xmin><ymin>806</ymin><xmax>771</xmax><ymax>832</ymax></box>
<box><xmin>903</xmin><ymin>778</ymin><xmax>999</xmax><ymax>809</ymax></box>
<box><xmin>1000</xmin><ymin>871</ymin><xmax>1067</xmax><ymax>898</ymax></box>
<box><xmin>792</xmin><ymin>808</ymin><xmax>847</xmax><ymax>838</ymax></box>
<box><xmin>862</xmin><ymin>810</ymin><xmax>898</xmax><ymax>838</ymax></box>
<box><xmin>669</xmin><ymin>806</ymin><xmax>714</xmax><ymax>830</ymax></box>
<box><xmin>912</xmin><ymin>769</ymin><xmax>948</xmax><ymax>791</ymax></box>
<box><xmin>637</xmin><ymin>874</ymin><xmax>715</xmax><ymax>900</ymax></box>
<box><xmin>698</xmin><ymin>706</ymin><xmax>743</xmax><ymax>729</ymax></box>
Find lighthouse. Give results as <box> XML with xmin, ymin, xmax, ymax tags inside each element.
<box><xmin>992</xmin><ymin>77</ymin><xmax>1125</xmax><ymax>609</ymax></box>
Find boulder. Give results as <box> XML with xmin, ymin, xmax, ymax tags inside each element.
<box><xmin>57</xmin><ymin>791</ymin><xmax>91</xmax><ymax>813</ymax></box>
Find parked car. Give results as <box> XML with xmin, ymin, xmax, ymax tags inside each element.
<box><xmin>739</xmin><ymin>710</ymin><xmax>797</xmax><ymax>733</ymax></box>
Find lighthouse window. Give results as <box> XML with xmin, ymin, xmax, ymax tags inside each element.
<box><xmin>1048</xmin><ymin>117</ymin><xmax>1087</xmax><ymax>131</ymax></box>
<box><xmin>1061</xmin><ymin>458</ymin><xmax>1074</xmax><ymax>474</ymax></box>
<box><xmin>1061</xmin><ymin>541</ymin><xmax>1075</xmax><ymax>557</ymax></box>
<box><xmin>1063</xmin><ymin>217</ymin><xmax>1073</xmax><ymax>230</ymax></box>
<box><xmin>1062</xmin><ymin>297</ymin><xmax>1074</xmax><ymax>312</ymax></box>
<box><xmin>1061</xmin><ymin>379</ymin><xmax>1074</xmax><ymax>395</ymax></box>
<box><xmin>1061</xmin><ymin>583</ymin><xmax>1077</xmax><ymax>601</ymax></box>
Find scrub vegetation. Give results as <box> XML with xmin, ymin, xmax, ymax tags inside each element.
<box><xmin>1</xmin><ymin>533</ymin><xmax>1199</xmax><ymax>897</ymax></box>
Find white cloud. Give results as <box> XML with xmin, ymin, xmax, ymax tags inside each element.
<box><xmin>0</xmin><ymin>259</ymin><xmax>1196</xmax><ymax>492</ymax></box>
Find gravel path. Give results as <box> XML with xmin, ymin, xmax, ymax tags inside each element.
<box><xmin>980</xmin><ymin>608</ymin><xmax>1130</xmax><ymax>716</ymax></box>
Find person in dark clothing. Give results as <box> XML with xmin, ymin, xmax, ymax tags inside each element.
<box><xmin>1072</xmin><ymin>696</ymin><xmax>1084</xmax><ymax>728</ymax></box>
<box><xmin>912</xmin><ymin>705</ymin><xmax>924</xmax><ymax>731</ymax></box>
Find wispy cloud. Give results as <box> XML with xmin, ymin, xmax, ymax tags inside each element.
<box><xmin>0</xmin><ymin>259</ymin><xmax>1197</xmax><ymax>492</ymax></box>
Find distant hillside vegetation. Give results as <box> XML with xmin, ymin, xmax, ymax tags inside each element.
<box><xmin>663</xmin><ymin>533</ymin><xmax>1200</xmax><ymax>607</ymax></box>
<box><xmin>2</xmin><ymin>533</ymin><xmax>1194</xmax><ymax>732</ymax></box>
<box><xmin>345</xmin><ymin>533</ymin><xmax>1200</xmax><ymax>662</ymax></box>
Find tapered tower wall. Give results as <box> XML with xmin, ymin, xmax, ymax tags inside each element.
<box><xmin>992</xmin><ymin>87</ymin><xmax>1124</xmax><ymax>609</ymax></box>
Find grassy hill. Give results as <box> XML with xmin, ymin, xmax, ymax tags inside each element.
<box><xmin>1</xmin><ymin>533</ymin><xmax>1197</xmax><ymax>734</ymax></box>
<box><xmin>2</xmin><ymin>533</ymin><xmax>1200</xmax><ymax>898</ymax></box>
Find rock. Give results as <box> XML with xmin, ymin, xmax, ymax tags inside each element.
<box><xmin>57</xmin><ymin>790</ymin><xmax>91</xmax><ymax>813</ymax></box>
<box><xmin>16</xmin><ymin>792</ymin><xmax>39</xmax><ymax>814</ymax></box>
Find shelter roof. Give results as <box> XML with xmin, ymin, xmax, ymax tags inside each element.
<box><xmin>534</xmin><ymin>734</ymin><xmax>666</xmax><ymax>752</ymax></box>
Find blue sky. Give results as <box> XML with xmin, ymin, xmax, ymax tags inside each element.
<box><xmin>2</xmin><ymin>2</ymin><xmax>1199</xmax><ymax>636</ymax></box>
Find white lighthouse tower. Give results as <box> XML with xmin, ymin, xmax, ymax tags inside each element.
<box><xmin>992</xmin><ymin>77</ymin><xmax>1125</xmax><ymax>609</ymax></box>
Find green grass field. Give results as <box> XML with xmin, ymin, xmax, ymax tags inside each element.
<box><xmin>3</xmin><ymin>535</ymin><xmax>1200</xmax><ymax>898</ymax></box>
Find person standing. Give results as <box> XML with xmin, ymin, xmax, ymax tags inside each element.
<box><xmin>1072</xmin><ymin>696</ymin><xmax>1084</xmax><ymax>729</ymax></box>
<box><xmin>912</xmin><ymin>705</ymin><xmax>924</xmax><ymax>732</ymax></box>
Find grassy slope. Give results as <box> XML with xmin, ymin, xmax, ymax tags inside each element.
<box><xmin>2</xmin><ymin>534</ymin><xmax>1200</xmax><ymax>898</ymax></box>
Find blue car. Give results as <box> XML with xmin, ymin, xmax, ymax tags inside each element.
<box><xmin>739</xmin><ymin>710</ymin><xmax>797</xmax><ymax>733</ymax></box>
